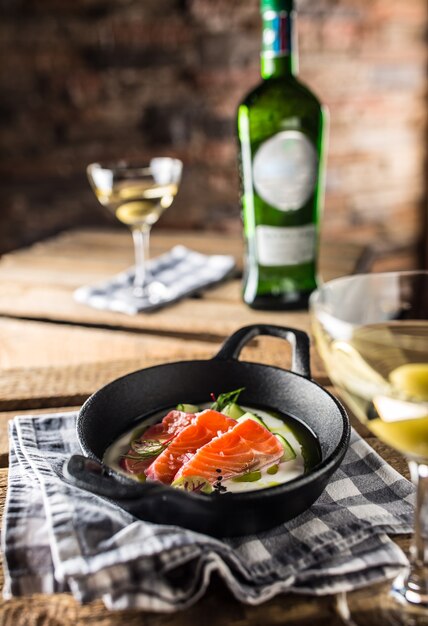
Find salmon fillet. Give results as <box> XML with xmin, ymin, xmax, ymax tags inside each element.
<box><xmin>145</xmin><ymin>409</ymin><xmax>236</xmax><ymax>483</ymax></box>
<box><xmin>175</xmin><ymin>417</ymin><xmax>284</xmax><ymax>484</ymax></box>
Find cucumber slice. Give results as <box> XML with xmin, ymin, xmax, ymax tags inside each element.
<box><xmin>171</xmin><ymin>476</ymin><xmax>213</xmax><ymax>494</ymax></box>
<box><xmin>232</xmin><ymin>470</ymin><xmax>262</xmax><ymax>483</ymax></box>
<box><xmin>237</xmin><ymin>412</ymin><xmax>266</xmax><ymax>427</ymax></box>
<box><xmin>274</xmin><ymin>433</ymin><xmax>296</xmax><ymax>462</ymax></box>
<box><xmin>176</xmin><ymin>403</ymin><xmax>200</xmax><ymax>413</ymax></box>
<box><xmin>222</xmin><ymin>402</ymin><xmax>245</xmax><ymax>419</ymax></box>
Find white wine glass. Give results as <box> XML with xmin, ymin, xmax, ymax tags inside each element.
<box><xmin>87</xmin><ymin>158</ymin><xmax>183</xmax><ymax>304</ymax></box>
<box><xmin>310</xmin><ymin>271</ymin><xmax>428</xmax><ymax>623</ymax></box>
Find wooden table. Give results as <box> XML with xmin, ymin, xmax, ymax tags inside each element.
<box><xmin>0</xmin><ymin>229</ymin><xmax>410</xmax><ymax>625</ymax></box>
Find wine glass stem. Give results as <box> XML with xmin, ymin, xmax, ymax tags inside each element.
<box><xmin>395</xmin><ymin>460</ymin><xmax>428</xmax><ymax>605</ymax></box>
<box><xmin>410</xmin><ymin>461</ymin><xmax>428</xmax><ymax>567</ymax></box>
<box><xmin>131</xmin><ymin>225</ymin><xmax>151</xmax><ymax>296</ymax></box>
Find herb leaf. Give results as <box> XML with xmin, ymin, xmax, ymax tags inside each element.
<box><xmin>210</xmin><ymin>387</ymin><xmax>245</xmax><ymax>412</ymax></box>
<box><xmin>129</xmin><ymin>438</ymin><xmax>171</xmax><ymax>459</ymax></box>
<box><xmin>122</xmin><ymin>453</ymin><xmax>149</xmax><ymax>461</ymax></box>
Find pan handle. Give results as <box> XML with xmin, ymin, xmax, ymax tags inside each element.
<box><xmin>64</xmin><ymin>455</ymin><xmax>163</xmax><ymax>501</ymax></box>
<box><xmin>214</xmin><ymin>324</ymin><xmax>311</xmax><ymax>379</ymax></box>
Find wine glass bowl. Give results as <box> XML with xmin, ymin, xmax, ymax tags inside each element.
<box><xmin>310</xmin><ymin>271</ymin><xmax>428</xmax><ymax>615</ymax></box>
<box><xmin>87</xmin><ymin>158</ymin><xmax>183</xmax><ymax>304</ymax></box>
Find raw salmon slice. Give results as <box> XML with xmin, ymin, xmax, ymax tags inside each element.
<box><xmin>143</xmin><ymin>410</ymin><xmax>196</xmax><ymax>440</ymax></box>
<box><xmin>175</xmin><ymin>417</ymin><xmax>284</xmax><ymax>484</ymax></box>
<box><xmin>145</xmin><ymin>410</ymin><xmax>236</xmax><ymax>484</ymax></box>
<box><xmin>121</xmin><ymin>455</ymin><xmax>153</xmax><ymax>476</ymax></box>
<box><xmin>121</xmin><ymin>410</ymin><xmax>195</xmax><ymax>475</ymax></box>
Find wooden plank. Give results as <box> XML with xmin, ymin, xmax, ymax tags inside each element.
<box><xmin>0</xmin><ymin>318</ymin><xmax>216</xmax><ymax>370</ymax></box>
<box><xmin>0</xmin><ymin>316</ymin><xmax>329</xmax><ymax>411</ymax></box>
<box><xmin>0</xmin><ymin>229</ymin><xmax>367</xmax><ymax>340</ymax></box>
<box><xmin>2</xmin><ymin>228</ymin><xmax>367</xmax><ymax>279</ymax></box>
<box><xmin>0</xmin><ymin>360</ymin><xmax>183</xmax><ymax>411</ymax></box>
<box><xmin>0</xmin><ymin>255</ymin><xmax>361</xmax><ymax>291</ymax></box>
<box><xmin>0</xmin><ymin>317</ymin><xmax>326</xmax><ymax>373</ymax></box>
<box><xmin>0</xmin><ymin>281</ymin><xmax>314</xmax><ymax>338</ymax></box>
<box><xmin>0</xmin><ymin>418</ymin><xmax>10</xmax><ymax>468</ymax></box>
<box><xmin>17</xmin><ymin>229</ymin><xmax>244</xmax><ymax>262</ymax></box>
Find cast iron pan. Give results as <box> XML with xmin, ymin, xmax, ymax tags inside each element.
<box><xmin>65</xmin><ymin>324</ymin><xmax>350</xmax><ymax>537</ymax></box>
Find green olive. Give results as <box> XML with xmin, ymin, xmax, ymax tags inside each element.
<box><xmin>389</xmin><ymin>364</ymin><xmax>428</xmax><ymax>402</ymax></box>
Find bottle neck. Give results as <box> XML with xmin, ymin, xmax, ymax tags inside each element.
<box><xmin>260</xmin><ymin>9</ymin><xmax>297</xmax><ymax>79</ymax></box>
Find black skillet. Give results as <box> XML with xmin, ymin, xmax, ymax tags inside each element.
<box><xmin>65</xmin><ymin>324</ymin><xmax>350</xmax><ymax>537</ymax></box>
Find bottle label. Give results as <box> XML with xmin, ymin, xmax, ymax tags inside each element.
<box><xmin>253</xmin><ymin>131</ymin><xmax>318</xmax><ymax>211</ymax></box>
<box><xmin>256</xmin><ymin>224</ymin><xmax>316</xmax><ymax>266</ymax></box>
<box><xmin>262</xmin><ymin>10</ymin><xmax>292</xmax><ymax>58</ymax></box>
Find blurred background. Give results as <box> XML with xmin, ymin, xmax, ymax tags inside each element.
<box><xmin>1</xmin><ymin>0</ymin><xmax>427</xmax><ymax>268</ymax></box>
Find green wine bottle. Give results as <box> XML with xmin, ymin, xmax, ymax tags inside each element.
<box><xmin>237</xmin><ymin>0</ymin><xmax>328</xmax><ymax>310</ymax></box>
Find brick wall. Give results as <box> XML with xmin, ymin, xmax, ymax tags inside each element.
<box><xmin>1</xmin><ymin>0</ymin><xmax>427</xmax><ymax>264</ymax></box>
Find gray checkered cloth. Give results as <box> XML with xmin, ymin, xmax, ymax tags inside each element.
<box><xmin>73</xmin><ymin>245</ymin><xmax>236</xmax><ymax>314</ymax></box>
<box><xmin>2</xmin><ymin>412</ymin><xmax>414</xmax><ymax>612</ymax></box>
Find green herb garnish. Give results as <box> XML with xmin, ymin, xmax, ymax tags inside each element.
<box><xmin>210</xmin><ymin>388</ymin><xmax>245</xmax><ymax>412</ymax></box>
<box><xmin>125</xmin><ymin>438</ymin><xmax>171</xmax><ymax>460</ymax></box>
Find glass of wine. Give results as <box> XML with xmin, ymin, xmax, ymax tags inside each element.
<box><xmin>310</xmin><ymin>271</ymin><xmax>428</xmax><ymax>622</ymax></box>
<box><xmin>87</xmin><ymin>158</ymin><xmax>183</xmax><ymax>305</ymax></box>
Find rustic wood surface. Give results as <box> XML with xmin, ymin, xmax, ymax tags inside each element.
<box><xmin>0</xmin><ymin>318</ymin><xmax>327</xmax><ymax>411</ymax></box>
<box><xmin>0</xmin><ymin>229</ymin><xmax>414</xmax><ymax>625</ymax></box>
<box><xmin>0</xmin><ymin>228</ymin><xmax>366</xmax><ymax>339</ymax></box>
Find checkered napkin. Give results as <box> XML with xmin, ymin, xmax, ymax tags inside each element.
<box><xmin>73</xmin><ymin>245</ymin><xmax>235</xmax><ymax>314</ymax></box>
<box><xmin>2</xmin><ymin>412</ymin><xmax>414</xmax><ymax>612</ymax></box>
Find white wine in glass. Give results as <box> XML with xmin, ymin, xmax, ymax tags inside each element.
<box><xmin>311</xmin><ymin>271</ymin><xmax>428</xmax><ymax>622</ymax></box>
<box><xmin>87</xmin><ymin>158</ymin><xmax>183</xmax><ymax>303</ymax></box>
